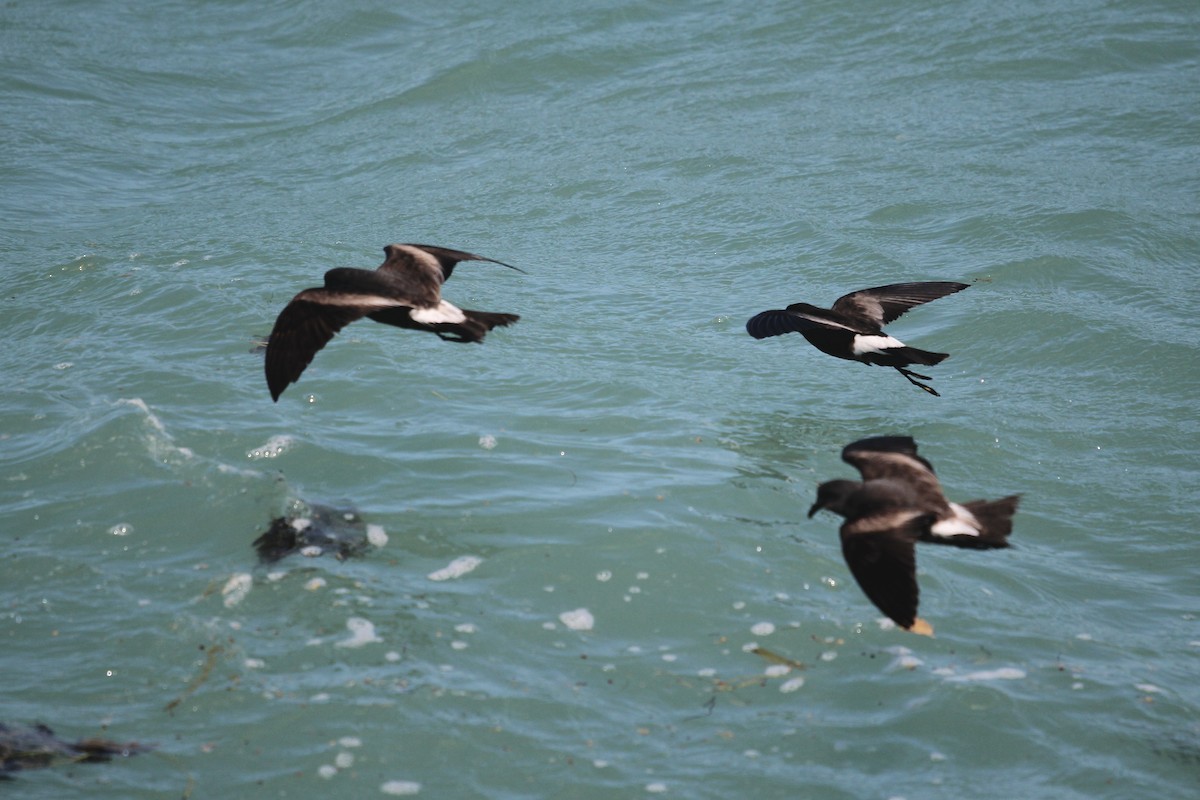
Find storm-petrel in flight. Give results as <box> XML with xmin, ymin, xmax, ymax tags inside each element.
<box><xmin>264</xmin><ymin>244</ymin><xmax>521</xmax><ymax>401</ymax></box>
<box><xmin>807</xmin><ymin>435</ymin><xmax>1019</xmax><ymax>635</ymax></box>
<box><xmin>746</xmin><ymin>281</ymin><xmax>969</xmax><ymax>395</ymax></box>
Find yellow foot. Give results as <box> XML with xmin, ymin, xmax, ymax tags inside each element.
<box><xmin>906</xmin><ymin>618</ymin><xmax>935</xmax><ymax>637</ymax></box>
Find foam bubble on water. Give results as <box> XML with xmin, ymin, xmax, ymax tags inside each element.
<box><xmin>478</xmin><ymin>434</ymin><xmax>497</xmax><ymax>450</ymax></box>
<box><xmin>118</xmin><ymin>397</ymin><xmax>193</xmax><ymax>462</ymax></box>
<box><xmin>244</xmin><ymin>658</ymin><xmax>265</xmax><ymax>669</ymax></box>
<box><xmin>336</xmin><ymin>617</ymin><xmax>382</xmax><ymax>648</ymax></box>
<box><xmin>247</xmin><ymin>435</ymin><xmax>293</xmax><ymax>460</ymax></box>
<box><xmin>883</xmin><ymin>645</ymin><xmax>923</xmax><ymax>671</ymax></box>
<box><xmin>339</xmin><ymin>737</ymin><xmax>362</xmax><ymax>748</ymax></box>
<box><xmin>380</xmin><ymin>780</ymin><xmax>422</xmax><ymax>796</ymax></box>
<box><xmin>559</xmin><ymin>608</ymin><xmax>594</xmax><ymax>631</ymax></box>
<box><xmin>750</xmin><ymin>622</ymin><xmax>775</xmax><ymax>636</ymax></box>
<box><xmin>305</xmin><ymin>577</ymin><xmax>327</xmax><ymax>591</ymax></box>
<box><xmin>454</xmin><ymin>623</ymin><xmax>477</xmax><ymax>634</ymax></box>
<box><xmin>1135</xmin><ymin>683</ymin><xmax>1164</xmax><ymax>694</ymax></box>
<box><xmin>54</xmin><ymin>361</ymin><xmax>73</xmax><ymax>370</ymax></box>
<box><xmin>779</xmin><ymin>676</ymin><xmax>806</xmax><ymax>693</ymax></box>
<box><xmin>335</xmin><ymin>752</ymin><xmax>354</xmax><ymax>768</ymax></box>
<box><xmin>596</xmin><ymin>570</ymin><xmax>612</xmax><ymax>582</ymax></box>
<box><xmin>764</xmin><ymin>664</ymin><xmax>790</xmax><ymax>678</ymax></box>
<box><xmin>367</xmin><ymin>524</ymin><xmax>388</xmax><ymax>547</ymax></box>
<box><xmin>945</xmin><ymin>667</ymin><xmax>1026</xmax><ymax>682</ymax></box>
<box><xmin>118</xmin><ymin>398</ymin><xmax>165</xmax><ymax>432</ymax></box>
<box><xmin>645</xmin><ymin>782</ymin><xmax>668</xmax><ymax>793</ymax></box>
<box><xmin>108</xmin><ymin>523</ymin><xmax>133</xmax><ymax>537</ymax></box>
<box><xmin>221</xmin><ymin>573</ymin><xmax>253</xmax><ymax>607</ymax></box>
<box><xmin>318</xmin><ymin>764</ymin><xmax>337</xmax><ymax>779</ymax></box>
<box><xmin>427</xmin><ymin>555</ymin><xmax>482</xmax><ymax>581</ymax></box>
<box><xmin>299</xmin><ymin>545</ymin><xmax>323</xmax><ymax>558</ymax></box>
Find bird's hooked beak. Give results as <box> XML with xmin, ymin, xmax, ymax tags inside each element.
<box><xmin>806</xmin><ymin>499</ymin><xmax>825</xmax><ymax>519</ymax></box>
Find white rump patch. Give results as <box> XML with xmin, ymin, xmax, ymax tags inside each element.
<box><xmin>410</xmin><ymin>300</ymin><xmax>466</xmax><ymax>325</ymax></box>
<box><xmin>852</xmin><ymin>334</ymin><xmax>905</xmax><ymax>355</ymax></box>
<box><xmin>930</xmin><ymin>503</ymin><xmax>981</xmax><ymax>538</ymax></box>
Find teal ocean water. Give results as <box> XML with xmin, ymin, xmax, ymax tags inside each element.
<box><xmin>3</xmin><ymin>0</ymin><xmax>1198</xmax><ymax>796</ymax></box>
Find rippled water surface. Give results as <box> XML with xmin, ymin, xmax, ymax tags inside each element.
<box><xmin>3</xmin><ymin>1</ymin><xmax>1199</xmax><ymax>797</ymax></box>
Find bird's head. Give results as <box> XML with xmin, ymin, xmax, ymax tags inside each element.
<box><xmin>807</xmin><ymin>479</ymin><xmax>859</xmax><ymax>519</ymax></box>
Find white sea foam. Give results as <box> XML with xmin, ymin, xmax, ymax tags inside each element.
<box><xmin>366</xmin><ymin>523</ymin><xmax>388</xmax><ymax>547</ymax></box>
<box><xmin>336</xmin><ymin>617</ymin><xmax>382</xmax><ymax>648</ymax></box>
<box><xmin>427</xmin><ymin>555</ymin><xmax>483</xmax><ymax>581</ymax></box>
<box><xmin>559</xmin><ymin>608</ymin><xmax>595</xmax><ymax>631</ymax></box>
<box><xmin>945</xmin><ymin>668</ymin><xmax>1026</xmax><ymax>682</ymax></box>
<box><xmin>779</xmin><ymin>676</ymin><xmax>806</xmax><ymax>693</ymax></box>
<box><xmin>221</xmin><ymin>573</ymin><xmax>253</xmax><ymax>607</ymax></box>
<box><xmin>247</xmin><ymin>435</ymin><xmax>294</xmax><ymax>460</ymax></box>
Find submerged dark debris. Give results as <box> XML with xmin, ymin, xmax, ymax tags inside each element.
<box><xmin>252</xmin><ymin>503</ymin><xmax>373</xmax><ymax>564</ymax></box>
<box><xmin>0</xmin><ymin>722</ymin><xmax>148</xmax><ymax>778</ymax></box>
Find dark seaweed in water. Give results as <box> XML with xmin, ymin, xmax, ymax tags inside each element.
<box><xmin>252</xmin><ymin>503</ymin><xmax>371</xmax><ymax>563</ymax></box>
<box><xmin>0</xmin><ymin>722</ymin><xmax>148</xmax><ymax>777</ymax></box>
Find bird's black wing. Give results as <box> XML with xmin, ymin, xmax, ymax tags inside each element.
<box><xmin>745</xmin><ymin>305</ymin><xmax>862</xmax><ymax>340</ymax></box>
<box><xmin>375</xmin><ymin>246</ymin><xmax>445</xmax><ymax>305</ymax></box>
<box><xmin>401</xmin><ymin>243</ymin><xmax>523</xmax><ymax>281</ymax></box>
<box><xmin>264</xmin><ymin>289</ymin><xmax>378</xmax><ymax>401</ymax></box>
<box><xmin>839</xmin><ymin>512</ymin><xmax>931</xmax><ymax>630</ymax></box>
<box><xmin>831</xmin><ymin>282</ymin><xmax>969</xmax><ymax>327</ymax></box>
<box><xmin>841</xmin><ymin>437</ymin><xmax>950</xmax><ymax>515</ymax></box>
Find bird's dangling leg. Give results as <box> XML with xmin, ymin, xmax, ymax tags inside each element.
<box><xmin>896</xmin><ymin>367</ymin><xmax>940</xmax><ymax>397</ymax></box>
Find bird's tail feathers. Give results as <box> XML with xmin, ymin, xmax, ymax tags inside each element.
<box><xmin>959</xmin><ymin>495</ymin><xmax>1020</xmax><ymax>546</ymax></box>
<box><xmin>464</xmin><ymin>310</ymin><xmax>520</xmax><ymax>331</ymax></box>
<box><xmin>890</xmin><ymin>346</ymin><xmax>949</xmax><ymax>367</ymax></box>
<box><xmin>923</xmin><ymin>496</ymin><xmax>1019</xmax><ymax>549</ymax></box>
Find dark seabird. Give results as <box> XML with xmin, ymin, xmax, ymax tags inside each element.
<box><xmin>745</xmin><ymin>281</ymin><xmax>969</xmax><ymax>396</ymax></box>
<box><xmin>264</xmin><ymin>243</ymin><xmax>521</xmax><ymax>401</ymax></box>
<box><xmin>807</xmin><ymin>436</ymin><xmax>1020</xmax><ymax>635</ymax></box>
<box><xmin>0</xmin><ymin>722</ymin><xmax>148</xmax><ymax>777</ymax></box>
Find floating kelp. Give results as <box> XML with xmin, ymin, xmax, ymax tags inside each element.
<box><xmin>252</xmin><ymin>503</ymin><xmax>386</xmax><ymax>564</ymax></box>
<box><xmin>0</xmin><ymin>722</ymin><xmax>148</xmax><ymax>777</ymax></box>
